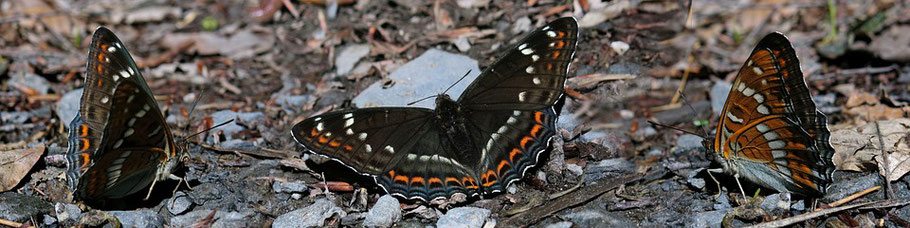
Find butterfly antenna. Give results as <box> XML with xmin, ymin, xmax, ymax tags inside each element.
<box><xmin>678</xmin><ymin>90</ymin><xmax>711</xmax><ymax>138</ymax></box>
<box><xmin>182</xmin><ymin>88</ymin><xmax>207</xmax><ymax>137</ymax></box>
<box><xmin>406</xmin><ymin>95</ymin><xmax>438</xmax><ymax>106</ymax></box>
<box><xmin>442</xmin><ymin>70</ymin><xmax>473</xmax><ymax>95</ymax></box>
<box><xmin>184</xmin><ymin>119</ymin><xmax>235</xmax><ymax>141</ymax></box>
<box><xmin>648</xmin><ymin>120</ymin><xmax>705</xmax><ymax>138</ymax></box>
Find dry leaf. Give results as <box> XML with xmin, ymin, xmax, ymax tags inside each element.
<box><xmin>830</xmin><ymin>119</ymin><xmax>910</xmax><ymax>181</ymax></box>
<box><xmin>0</xmin><ymin>145</ymin><xmax>45</xmax><ymax>191</ymax></box>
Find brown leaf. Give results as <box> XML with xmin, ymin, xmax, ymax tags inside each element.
<box><xmin>0</xmin><ymin>145</ymin><xmax>45</xmax><ymax>191</ymax></box>
<box><xmin>831</xmin><ymin>119</ymin><xmax>910</xmax><ymax>181</ymax></box>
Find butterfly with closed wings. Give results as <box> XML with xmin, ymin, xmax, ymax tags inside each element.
<box><xmin>65</xmin><ymin>27</ymin><xmax>182</xmax><ymax>200</ymax></box>
<box><xmin>705</xmin><ymin>32</ymin><xmax>835</xmax><ymax>197</ymax></box>
<box><xmin>292</xmin><ymin>17</ymin><xmax>578</xmax><ymax>202</ymax></box>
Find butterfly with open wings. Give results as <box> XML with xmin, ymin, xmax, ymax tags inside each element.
<box><xmin>65</xmin><ymin>27</ymin><xmax>181</xmax><ymax>200</ymax></box>
<box><xmin>292</xmin><ymin>17</ymin><xmax>578</xmax><ymax>201</ymax></box>
<box><xmin>705</xmin><ymin>32</ymin><xmax>835</xmax><ymax>197</ymax></box>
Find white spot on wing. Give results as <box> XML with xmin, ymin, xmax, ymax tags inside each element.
<box><xmin>120</xmin><ymin>70</ymin><xmax>130</xmax><ymax>79</ymax></box>
<box><xmin>101</xmin><ymin>96</ymin><xmax>109</xmax><ymax>104</ymax></box>
<box><xmin>531</xmin><ymin>55</ymin><xmax>539</xmax><ymax>61</ymax></box>
<box><xmin>752</xmin><ymin>66</ymin><xmax>764</xmax><ymax>75</ymax></box>
<box><xmin>344</xmin><ymin>118</ymin><xmax>354</xmax><ymax>127</ymax></box>
<box><xmin>753</xmin><ymin>94</ymin><xmax>764</xmax><ymax>103</ymax></box>
<box><xmin>135</xmin><ymin>109</ymin><xmax>147</xmax><ymax>118</ymax></box>
<box><xmin>726</xmin><ymin>112</ymin><xmax>744</xmax><ymax>123</ymax></box>
<box><xmin>343</xmin><ymin>113</ymin><xmax>353</xmax><ymax>119</ymax></box>
<box><xmin>533</xmin><ymin>77</ymin><xmax>541</xmax><ymax>85</ymax></box>
<box><xmin>518</xmin><ymin>43</ymin><xmax>527</xmax><ymax>50</ymax></box>
<box><xmin>519</xmin><ymin>91</ymin><xmax>527</xmax><ymax>101</ymax></box>
<box><xmin>755</xmin><ymin>124</ymin><xmax>770</xmax><ymax>133</ymax></box>
<box><xmin>742</xmin><ymin>87</ymin><xmax>755</xmax><ymax>96</ymax></box>
<box><xmin>358</xmin><ymin>133</ymin><xmax>367</xmax><ymax>140</ymax></box>
<box><xmin>756</xmin><ymin>105</ymin><xmax>770</xmax><ymax>115</ymax></box>
<box><xmin>316</xmin><ymin>122</ymin><xmax>324</xmax><ymax>131</ymax></box>
<box><xmin>346</xmin><ymin>128</ymin><xmax>354</xmax><ymax>135</ymax></box>
<box><xmin>546</xmin><ymin>31</ymin><xmax>557</xmax><ymax>37</ymax></box>
<box><xmin>124</xmin><ymin>128</ymin><xmax>135</xmax><ymax>137</ymax></box>
<box><xmin>772</xmin><ymin>150</ymin><xmax>787</xmax><ymax>158</ymax></box>
<box><xmin>521</xmin><ymin>48</ymin><xmax>534</xmax><ymax>55</ymax></box>
<box><xmin>768</xmin><ymin>140</ymin><xmax>786</xmax><ymax>149</ymax></box>
<box><xmin>525</xmin><ymin>66</ymin><xmax>534</xmax><ymax>73</ymax></box>
<box><xmin>365</xmin><ymin>144</ymin><xmax>372</xmax><ymax>152</ymax></box>
<box><xmin>107</xmin><ymin>46</ymin><xmax>116</xmax><ymax>52</ymax></box>
<box><xmin>384</xmin><ymin>145</ymin><xmax>395</xmax><ymax>154</ymax></box>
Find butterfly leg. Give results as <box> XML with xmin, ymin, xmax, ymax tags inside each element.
<box><xmin>144</xmin><ymin>174</ymin><xmax>162</xmax><ymax>200</ymax></box>
<box><xmin>733</xmin><ymin>173</ymin><xmax>749</xmax><ymax>200</ymax></box>
<box><xmin>706</xmin><ymin>168</ymin><xmax>723</xmax><ymax>199</ymax></box>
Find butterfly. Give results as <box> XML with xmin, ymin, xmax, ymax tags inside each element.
<box><xmin>292</xmin><ymin>17</ymin><xmax>578</xmax><ymax>201</ymax></box>
<box><xmin>704</xmin><ymin>32</ymin><xmax>835</xmax><ymax>197</ymax></box>
<box><xmin>64</xmin><ymin>27</ymin><xmax>181</xmax><ymax>200</ymax></box>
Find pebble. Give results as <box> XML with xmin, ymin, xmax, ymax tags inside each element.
<box><xmin>560</xmin><ymin>209</ymin><xmax>635</xmax><ymax>227</ymax></box>
<box><xmin>710</xmin><ymin>81</ymin><xmax>733</xmax><ymax>115</ymax></box>
<box><xmin>109</xmin><ymin>210</ymin><xmax>165</xmax><ymax>228</ymax></box>
<box><xmin>687</xmin><ymin>177</ymin><xmax>706</xmax><ymax>189</ymax></box>
<box><xmin>11</xmin><ymin>71</ymin><xmax>50</xmax><ymax>94</ymax></box>
<box><xmin>170</xmin><ymin>209</ymin><xmax>258</xmax><ymax>228</ymax></box>
<box><xmin>352</xmin><ymin>49</ymin><xmax>480</xmax><ymax>109</ymax></box>
<box><xmin>167</xmin><ymin>191</ymin><xmax>193</xmax><ymax>215</ymax></box>
<box><xmin>511</xmin><ymin>17</ymin><xmax>532</xmax><ymax>34</ymax></box>
<box><xmin>0</xmin><ymin>192</ymin><xmax>53</xmax><ymax>223</ymax></box>
<box><xmin>437</xmin><ymin>207</ymin><xmax>491</xmax><ymax>228</ymax></box>
<box><xmin>272</xmin><ymin>198</ymin><xmax>346</xmax><ymax>228</ymax></box>
<box><xmin>362</xmin><ymin>195</ymin><xmax>401</xmax><ymax>227</ymax></box>
<box><xmin>823</xmin><ymin>171</ymin><xmax>878</xmax><ymax>203</ymax></box>
<box><xmin>275</xmin><ymin>95</ymin><xmax>314</xmax><ymax>114</ymax></box>
<box><xmin>54</xmin><ymin>203</ymin><xmax>83</xmax><ymax>225</ymax></box>
<box><xmin>566</xmin><ymin>163</ymin><xmax>584</xmax><ymax>176</ymax></box>
<box><xmin>676</xmin><ymin>134</ymin><xmax>704</xmax><ymax>152</ymax></box>
<box><xmin>209</xmin><ymin>110</ymin><xmax>265</xmax><ymax>139</ymax></box>
<box><xmin>544</xmin><ymin>221</ymin><xmax>574</xmax><ymax>228</ymax></box>
<box><xmin>610</xmin><ymin>41</ymin><xmax>630</xmax><ymax>55</ymax></box>
<box><xmin>689</xmin><ymin>209</ymin><xmax>729</xmax><ymax>228</ymax></box>
<box><xmin>758</xmin><ymin>193</ymin><xmax>791</xmax><ymax>214</ymax></box>
<box><xmin>584</xmin><ymin>158</ymin><xmax>635</xmax><ymax>184</ymax></box>
<box><xmin>713</xmin><ymin>194</ymin><xmax>731</xmax><ymax>210</ymax></box>
<box><xmin>56</xmin><ymin>88</ymin><xmax>83</xmax><ymax>126</ymax></box>
<box><xmin>272</xmin><ymin>180</ymin><xmax>309</xmax><ymax>194</ymax></box>
<box><xmin>335</xmin><ymin>44</ymin><xmax>371</xmax><ymax>76</ymax></box>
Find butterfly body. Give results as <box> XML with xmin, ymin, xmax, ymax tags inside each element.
<box><xmin>293</xmin><ymin>17</ymin><xmax>578</xmax><ymax>201</ymax></box>
<box><xmin>65</xmin><ymin>27</ymin><xmax>180</xmax><ymax>200</ymax></box>
<box><xmin>706</xmin><ymin>32</ymin><xmax>834</xmax><ymax>197</ymax></box>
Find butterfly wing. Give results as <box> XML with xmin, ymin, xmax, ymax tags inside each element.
<box><xmin>713</xmin><ymin>32</ymin><xmax>834</xmax><ymax>196</ymax></box>
<box><xmin>456</xmin><ymin>17</ymin><xmax>577</xmax><ymax>194</ymax></box>
<box><xmin>292</xmin><ymin>108</ymin><xmax>481</xmax><ymax>201</ymax></box>
<box><xmin>66</xmin><ymin>27</ymin><xmax>177</xmax><ymax>199</ymax></box>
<box><xmin>457</xmin><ymin>17</ymin><xmax>577</xmax><ymax>111</ymax></box>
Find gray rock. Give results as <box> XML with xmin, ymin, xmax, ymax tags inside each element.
<box><xmin>273</xmin><ymin>198</ymin><xmax>346</xmax><ymax>228</ymax></box>
<box><xmin>167</xmin><ymin>191</ymin><xmax>193</xmax><ymax>215</ymax></box>
<box><xmin>584</xmin><ymin>158</ymin><xmax>635</xmax><ymax>184</ymax></box>
<box><xmin>109</xmin><ymin>210</ymin><xmax>165</xmax><ymax>228</ymax></box>
<box><xmin>710</xmin><ymin>81</ymin><xmax>733</xmax><ymax>115</ymax></box>
<box><xmin>11</xmin><ymin>72</ymin><xmax>50</xmax><ymax>94</ymax></box>
<box><xmin>824</xmin><ymin>171</ymin><xmax>877</xmax><ymax>202</ymax></box>
<box><xmin>57</xmin><ymin>88</ymin><xmax>83</xmax><ymax>127</ymax></box>
<box><xmin>1</xmin><ymin>111</ymin><xmax>30</xmax><ymax>124</ymax></box>
<box><xmin>437</xmin><ymin>207</ymin><xmax>491</xmax><ymax>228</ymax></box>
<box><xmin>362</xmin><ymin>195</ymin><xmax>401</xmax><ymax>227</ymax></box>
<box><xmin>676</xmin><ymin>134</ymin><xmax>704</xmax><ymax>151</ymax></box>
<box><xmin>791</xmin><ymin>200</ymin><xmax>806</xmax><ymax>211</ymax></box>
<box><xmin>560</xmin><ymin>209</ymin><xmax>635</xmax><ymax>227</ymax></box>
<box><xmin>758</xmin><ymin>193</ymin><xmax>791</xmax><ymax>214</ymax></box>
<box><xmin>43</xmin><ymin>214</ymin><xmax>57</xmax><ymax>226</ymax></box>
<box><xmin>275</xmin><ymin>95</ymin><xmax>314</xmax><ymax>114</ymax></box>
<box><xmin>687</xmin><ymin>177</ymin><xmax>706</xmax><ymax>189</ymax></box>
<box><xmin>169</xmin><ymin>209</ymin><xmax>257</xmax><ymax>228</ymax></box>
<box><xmin>220</xmin><ymin>139</ymin><xmax>258</xmax><ymax>150</ymax></box>
<box><xmin>544</xmin><ymin>221</ymin><xmax>573</xmax><ymax>228</ymax></box>
<box><xmin>566</xmin><ymin>163</ymin><xmax>584</xmax><ymax>176</ymax></box>
<box><xmin>352</xmin><ymin>49</ymin><xmax>480</xmax><ymax>109</ymax></box>
<box><xmin>54</xmin><ymin>203</ymin><xmax>83</xmax><ymax>225</ymax></box>
<box><xmin>557</xmin><ymin>106</ymin><xmax>580</xmax><ymax>132</ymax></box>
<box><xmin>209</xmin><ymin>110</ymin><xmax>264</xmax><ymax>139</ymax></box>
<box><xmin>273</xmin><ymin>181</ymin><xmax>309</xmax><ymax>194</ymax></box>
<box><xmin>336</xmin><ymin>44</ymin><xmax>371</xmax><ymax>76</ymax></box>
<box><xmin>0</xmin><ymin>192</ymin><xmax>53</xmax><ymax>223</ymax></box>
<box><xmin>689</xmin><ymin>210</ymin><xmax>729</xmax><ymax>228</ymax></box>
<box><xmin>713</xmin><ymin>194</ymin><xmax>731</xmax><ymax>210</ymax></box>
<box><xmin>512</xmin><ymin>17</ymin><xmax>532</xmax><ymax>34</ymax></box>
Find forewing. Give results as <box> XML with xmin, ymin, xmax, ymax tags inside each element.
<box><xmin>714</xmin><ymin>32</ymin><xmax>834</xmax><ymax>195</ymax></box>
<box><xmin>458</xmin><ymin>17</ymin><xmax>578</xmax><ymax>111</ymax></box>
<box><xmin>292</xmin><ymin>108</ymin><xmax>480</xmax><ymax>201</ymax></box>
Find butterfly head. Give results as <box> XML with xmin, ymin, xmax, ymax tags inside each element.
<box><xmin>434</xmin><ymin>93</ymin><xmax>459</xmax><ymax>116</ymax></box>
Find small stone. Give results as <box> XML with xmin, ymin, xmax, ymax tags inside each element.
<box><xmin>507</xmin><ymin>185</ymin><xmax>517</xmax><ymax>194</ymax></box>
<box><xmin>273</xmin><ymin>181</ymin><xmax>309</xmax><ymax>193</ymax></box>
<box><xmin>512</xmin><ymin>17</ymin><xmax>532</xmax><ymax>34</ymax></box>
<box><xmin>291</xmin><ymin>193</ymin><xmax>302</xmax><ymax>200</ymax></box>
<box><xmin>544</xmin><ymin>221</ymin><xmax>574</xmax><ymax>228</ymax></box>
<box><xmin>560</xmin><ymin>209</ymin><xmax>635</xmax><ymax>227</ymax></box>
<box><xmin>109</xmin><ymin>210</ymin><xmax>165</xmax><ymax>228</ymax></box>
<box><xmin>791</xmin><ymin>200</ymin><xmax>806</xmax><ymax>211</ymax></box>
<box><xmin>455</xmin><ymin>0</ymin><xmax>490</xmax><ymax>8</ymax></box>
<box><xmin>437</xmin><ymin>207</ymin><xmax>491</xmax><ymax>228</ymax></box>
<box><xmin>584</xmin><ymin>158</ymin><xmax>635</xmax><ymax>184</ymax></box>
<box><xmin>690</xmin><ymin>209</ymin><xmax>728</xmax><ymax>228</ymax></box>
<box><xmin>610</xmin><ymin>41</ymin><xmax>630</xmax><ymax>55</ymax></box>
<box><xmin>56</xmin><ymin>88</ymin><xmax>83</xmax><ymax>126</ymax></box>
<box><xmin>170</xmin><ymin>210</ymin><xmax>259</xmax><ymax>227</ymax></box>
<box><xmin>362</xmin><ymin>195</ymin><xmax>401</xmax><ymax>228</ymax></box>
<box><xmin>273</xmin><ymin>198</ymin><xmax>346</xmax><ymax>228</ymax></box>
<box><xmin>676</xmin><ymin>134</ymin><xmax>704</xmax><ymax>152</ymax></box>
<box><xmin>10</xmin><ymin>71</ymin><xmax>50</xmax><ymax>95</ymax></box>
<box><xmin>619</xmin><ymin>109</ymin><xmax>634</xmax><ymax>119</ymax></box>
<box><xmin>352</xmin><ymin>49</ymin><xmax>480</xmax><ymax>109</ymax></box>
<box><xmin>209</xmin><ymin>110</ymin><xmax>265</xmax><ymax>139</ymax></box>
<box><xmin>0</xmin><ymin>192</ymin><xmax>53</xmax><ymax>223</ymax></box>
<box><xmin>167</xmin><ymin>191</ymin><xmax>193</xmax><ymax>215</ymax></box>
<box><xmin>54</xmin><ymin>203</ymin><xmax>83</xmax><ymax>224</ymax></box>
<box><xmin>758</xmin><ymin>193</ymin><xmax>790</xmax><ymax>213</ymax></box>
<box><xmin>713</xmin><ymin>194</ymin><xmax>731</xmax><ymax>210</ymax></box>
<box><xmin>452</xmin><ymin>36</ymin><xmax>472</xmax><ymax>52</ymax></box>
<box><xmin>275</xmin><ymin>95</ymin><xmax>314</xmax><ymax>114</ymax></box>
<box><xmin>220</xmin><ymin>139</ymin><xmax>258</xmax><ymax>150</ymax></box>
<box><xmin>687</xmin><ymin>178</ymin><xmax>706</xmax><ymax>189</ymax></box>
<box><xmin>710</xmin><ymin>81</ymin><xmax>733</xmax><ymax>115</ymax></box>
<box><xmin>566</xmin><ymin>164</ymin><xmax>584</xmax><ymax>176</ymax></box>
<box><xmin>335</xmin><ymin>44</ymin><xmax>371</xmax><ymax>76</ymax></box>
